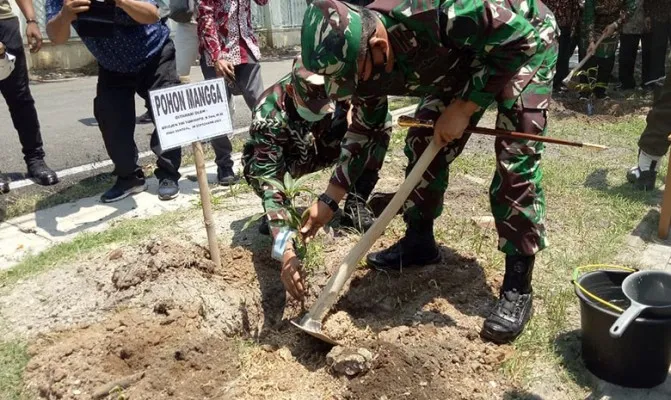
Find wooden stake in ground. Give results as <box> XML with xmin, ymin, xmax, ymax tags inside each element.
<box><xmin>192</xmin><ymin>141</ymin><xmax>222</xmax><ymax>268</ymax></box>
<box><xmin>659</xmin><ymin>134</ymin><xmax>671</xmax><ymax>239</ymax></box>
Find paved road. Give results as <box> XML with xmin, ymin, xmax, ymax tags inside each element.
<box><xmin>0</xmin><ymin>58</ymin><xmax>293</xmax><ymax>176</ymax></box>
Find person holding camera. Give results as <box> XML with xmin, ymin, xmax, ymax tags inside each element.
<box><xmin>0</xmin><ymin>0</ymin><xmax>59</xmax><ymax>194</ymax></box>
<box><xmin>46</xmin><ymin>0</ymin><xmax>183</xmax><ymax>203</ymax></box>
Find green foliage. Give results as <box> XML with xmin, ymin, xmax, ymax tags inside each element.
<box><xmin>242</xmin><ymin>172</ymin><xmax>316</xmax><ymax>232</ymax></box>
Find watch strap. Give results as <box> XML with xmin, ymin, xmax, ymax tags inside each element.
<box><xmin>318</xmin><ymin>193</ymin><xmax>339</xmax><ymax>213</ymax></box>
<box><xmin>26</xmin><ymin>19</ymin><xmax>38</xmax><ymax>24</ymax></box>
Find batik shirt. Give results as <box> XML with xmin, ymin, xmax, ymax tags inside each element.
<box><xmin>197</xmin><ymin>0</ymin><xmax>268</xmax><ymax>66</ymax></box>
<box><xmin>326</xmin><ymin>0</ymin><xmax>555</xmax><ymax>192</ymax></box>
<box><xmin>583</xmin><ymin>0</ymin><xmax>636</xmax><ymax>44</ymax></box>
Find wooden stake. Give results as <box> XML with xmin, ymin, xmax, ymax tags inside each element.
<box><xmin>192</xmin><ymin>141</ymin><xmax>222</xmax><ymax>268</ymax></box>
<box><xmin>659</xmin><ymin>135</ymin><xmax>671</xmax><ymax>239</ymax></box>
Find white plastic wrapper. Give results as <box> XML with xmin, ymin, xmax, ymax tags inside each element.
<box><xmin>0</xmin><ymin>51</ymin><xmax>16</xmax><ymax>81</ymax></box>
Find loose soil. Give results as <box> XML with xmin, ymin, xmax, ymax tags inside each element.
<box><xmin>2</xmin><ymin>198</ymin><xmax>515</xmax><ymax>399</ymax></box>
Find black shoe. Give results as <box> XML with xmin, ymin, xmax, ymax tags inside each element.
<box><xmin>627</xmin><ymin>166</ymin><xmax>657</xmax><ymax>191</ymax></box>
<box><xmin>259</xmin><ymin>216</ymin><xmax>270</xmax><ymax>235</ymax></box>
<box><xmin>481</xmin><ymin>255</ymin><xmax>535</xmax><ymax>344</ymax></box>
<box><xmin>217</xmin><ymin>167</ymin><xmax>240</xmax><ymax>186</ymax></box>
<box><xmin>0</xmin><ymin>174</ymin><xmax>9</xmax><ymax>194</ymax></box>
<box><xmin>158</xmin><ymin>178</ymin><xmax>180</xmax><ymax>200</ymax></box>
<box><xmin>27</xmin><ymin>160</ymin><xmax>59</xmax><ymax>186</ymax></box>
<box><xmin>101</xmin><ymin>174</ymin><xmax>147</xmax><ymax>203</ymax></box>
<box><xmin>341</xmin><ymin>194</ymin><xmax>375</xmax><ymax>233</ymax></box>
<box><xmin>366</xmin><ymin>219</ymin><xmax>441</xmax><ymax>270</ymax></box>
<box><xmin>137</xmin><ymin>111</ymin><xmax>152</xmax><ymax>124</ymax></box>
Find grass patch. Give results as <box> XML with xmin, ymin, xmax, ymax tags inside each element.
<box><xmin>389</xmin><ymin>97</ymin><xmax>419</xmax><ymax>111</ymax></box>
<box><xmin>0</xmin><ymin>340</ymin><xmax>29</xmax><ymax>400</ymax></box>
<box><xmin>0</xmin><ymin>210</ymin><xmax>188</xmax><ymax>287</ymax></box>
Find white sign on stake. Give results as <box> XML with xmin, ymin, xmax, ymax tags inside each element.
<box><xmin>150</xmin><ymin>78</ymin><xmax>233</xmax><ymax>151</ymax></box>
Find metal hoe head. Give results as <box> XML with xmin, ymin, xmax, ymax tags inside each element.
<box><xmin>291</xmin><ymin>315</ymin><xmax>340</xmax><ymax>346</ymax></box>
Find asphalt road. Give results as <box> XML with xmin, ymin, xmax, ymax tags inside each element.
<box><xmin>0</xmin><ymin>58</ymin><xmax>293</xmax><ymax>176</ymax></box>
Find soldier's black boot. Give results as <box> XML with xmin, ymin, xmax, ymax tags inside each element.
<box><xmin>481</xmin><ymin>255</ymin><xmax>535</xmax><ymax>344</ymax></box>
<box><xmin>341</xmin><ymin>169</ymin><xmax>378</xmax><ymax>233</ymax></box>
<box><xmin>366</xmin><ymin>219</ymin><xmax>441</xmax><ymax>270</ymax></box>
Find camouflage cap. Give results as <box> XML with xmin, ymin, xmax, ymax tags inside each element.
<box><xmin>291</xmin><ymin>56</ymin><xmax>335</xmax><ymax>117</ymax></box>
<box><xmin>301</xmin><ymin>0</ymin><xmax>369</xmax><ymax>100</ymax></box>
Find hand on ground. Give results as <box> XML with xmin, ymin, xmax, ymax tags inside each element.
<box><xmin>281</xmin><ymin>249</ymin><xmax>305</xmax><ymax>301</ymax></box>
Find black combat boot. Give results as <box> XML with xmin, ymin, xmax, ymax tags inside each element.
<box><xmin>341</xmin><ymin>169</ymin><xmax>378</xmax><ymax>233</ymax></box>
<box><xmin>27</xmin><ymin>159</ymin><xmax>59</xmax><ymax>186</ymax></box>
<box><xmin>481</xmin><ymin>255</ymin><xmax>535</xmax><ymax>344</ymax></box>
<box><xmin>366</xmin><ymin>218</ymin><xmax>441</xmax><ymax>270</ymax></box>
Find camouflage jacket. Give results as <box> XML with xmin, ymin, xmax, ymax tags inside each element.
<box><xmin>248</xmin><ymin>73</ymin><xmax>350</xmax><ymax>242</ymax></box>
<box><xmin>583</xmin><ymin>0</ymin><xmax>636</xmax><ymax>43</ymax></box>
<box><xmin>329</xmin><ymin>0</ymin><xmax>556</xmax><ymax>191</ymax></box>
<box><xmin>644</xmin><ymin>0</ymin><xmax>671</xmax><ymax>24</ymax></box>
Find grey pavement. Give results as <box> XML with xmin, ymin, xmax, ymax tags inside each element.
<box><xmin>0</xmin><ymin>58</ymin><xmax>293</xmax><ymax>176</ymax></box>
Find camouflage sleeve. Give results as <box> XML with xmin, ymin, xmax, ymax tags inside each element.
<box><xmin>329</xmin><ymin>95</ymin><xmax>391</xmax><ymax>191</ymax></box>
<box><xmin>247</xmin><ymin>118</ymin><xmax>296</xmax><ymax>248</ymax></box>
<box><xmin>442</xmin><ymin>0</ymin><xmax>542</xmax><ymax>110</ymax></box>
<box><xmin>583</xmin><ymin>0</ymin><xmax>595</xmax><ymax>43</ymax></box>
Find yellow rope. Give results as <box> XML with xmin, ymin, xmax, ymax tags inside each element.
<box><xmin>573</xmin><ymin>264</ymin><xmax>637</xmax><ymax>314</ymax></box>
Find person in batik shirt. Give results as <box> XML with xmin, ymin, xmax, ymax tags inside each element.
<box><xmin>197</xmin><ymin>0</ymin><xmax>268</xmax><ymax>185</ymax></box>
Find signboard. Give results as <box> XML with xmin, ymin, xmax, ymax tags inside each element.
<box><xmin>150</xmin><ymin>78</ymin><xmax>233</xmax><ymax>151</ymax></box>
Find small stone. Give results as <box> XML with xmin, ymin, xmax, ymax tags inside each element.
<box><xmin>419</xmin><ymin>381</ymin><xmax>428</xmax><ymax>387</ymax></box>
<box><xmin>466</xmin><ymin>331</ymin><xmax>478</xmax><ymax>341</ymax></box>
<box><xmin>51</xmin><ymin>368</ymin><xmax>67</xmax><ymax>382</ymax></box>
<box><xmin>489</xmin><ymin>381</ymin><xmax>497</xmax><ymax>388</ymax></box>
<box><xmin>73</xmin><ymin>389</ymin><xmax>82</xmax><ymax>395</ymax></box>
<box><xmin>201</xmin><ymin>383</ymin><xmax>215</xmax><ymax>396</ymax></box>
<box><xmin>378</xmin><ymin>325</ymin><xmax>410</xmax><ymax>343</ymax></box>
<box><xmin>108</xmin><ymin>248</ymin><xmax>123</xmax><ymax>260</ymax></box>
<box><xmin>278</xmin><ymin>348</ymin><xmax>293</xmax><ymax>362</ymax></box>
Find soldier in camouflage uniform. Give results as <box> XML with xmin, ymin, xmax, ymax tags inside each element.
<box><xmin>243</xmin><ymin>57</ymin><xmax>382</xmax><ymax>295</ymax></box>
<box><xmin>580</xmin><ymin>0</ymin><xmax>636</xmax><ymax>98</ymax></box>
<box><xmin>296</xmin><ymin>0</ymin><xmax>558</xmax><ymax>344</ymax></box>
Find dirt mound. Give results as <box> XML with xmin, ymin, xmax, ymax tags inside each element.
<box><xmin>551</xmin><ymin>94</ymin><xmax>651</xmax><ymax>121</ymax></box>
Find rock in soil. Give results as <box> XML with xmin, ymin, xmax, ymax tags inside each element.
<box><xmin>326</xmin><ymin>346</ymin><xmax>374</xmax><ymax>377</ymax></box>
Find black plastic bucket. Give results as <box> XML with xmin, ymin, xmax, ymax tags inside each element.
<box><xmin>575</xmin><ymin>270</ymin><xmax>671</xmax><ymax>388</ymax></box>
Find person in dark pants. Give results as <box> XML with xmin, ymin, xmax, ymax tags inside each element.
<box><xmin>0</xmin><ymin>0</ymin><xmax>59</xmax><ymax>194</ymax></box>
<box><xmin>627</xmin><ymin>72</ymin><xmax>671</xmax><ymax>190</ymax></box>
<box><xmin>544</xmin><ymin>0</ymin><xmax>583</xmax><ymax>92</ymax></box>
<box><xmin>46</xmin><ymin>0</ymin><xmax>183</xmax><ymax>203</ymax></box>
<box><xmin>197</xmin><ymin>0</ymin><xmax>267</xmax><ymax>186</ymax></box>
<box><xmin>619</xmin><ymin>0</ymin><xmax>649</xmax><ymax>90</ymax></box>
<box><xmin>643</xmin><ymin>0</ymin><xmax>671</xmax><ymax>88</ymax></box>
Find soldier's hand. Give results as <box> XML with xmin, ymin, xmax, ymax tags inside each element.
<box><xmin>434</xmin><ymin>99</ymin><xmax>479</xmax><ymax>147</ymax></box>
<box><xmin>281</xmin><ymin>248</ymin><xmax>305</xmax><ymax>301</ymax></box>
<box><xmin>300</xmin><ymin>200</ymin><xmax>334</xmax><ymax>244</ymax></box>
<box><xmin>603</xmin><ymin>22</ymin><xmax>618</xmax><ymax>38</ymax></box>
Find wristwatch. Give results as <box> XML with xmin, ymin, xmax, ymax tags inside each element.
<box><xmin>318</xmin><ymin>193</ymin><xmax>339</xmax><ymax>213</ymax></box>
<box><xmin>25</xmin><ymin>19</ymin><xmax>38</xmax><ymax>25</ymax></box>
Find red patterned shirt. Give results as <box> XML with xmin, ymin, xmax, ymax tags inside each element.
<box><xmin>197</xmin><ymin>0</ymin><xmax>269</xmax><ymax>66</ymax></box>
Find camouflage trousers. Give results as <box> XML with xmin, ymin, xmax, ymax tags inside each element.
<box><xmin>403</xmin><ymin>47</ymin><xmax>557</xmax><ymax>256</ymax></box>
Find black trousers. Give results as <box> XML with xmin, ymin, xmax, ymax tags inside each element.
<box><xmin>555</xmin><ymin>24</ymin><xmax>586</xmax><ymax>87</ymax></box>
<box><xmin>648</xmin><ymin>20</ymin><xmax>671</xmax><ymax>83</ymax></box>
<box><xmin>0</xmin><ymin>17</ymin><xmax>45</xmax><ymax>164</ymax></box>
<box><xmin>619</xmin><ymin>33</ymin><xmax>653</xmax><ymax>88</ymax></box>
<box><xmin>199</xmin><ymin>55</ymin><xmax>263</xmax><ymax>171</ymax></box>
<box><xmin>94</xmin><ymin>39</ymin><xmax>182</xmax><ymax>181</ymax></box>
